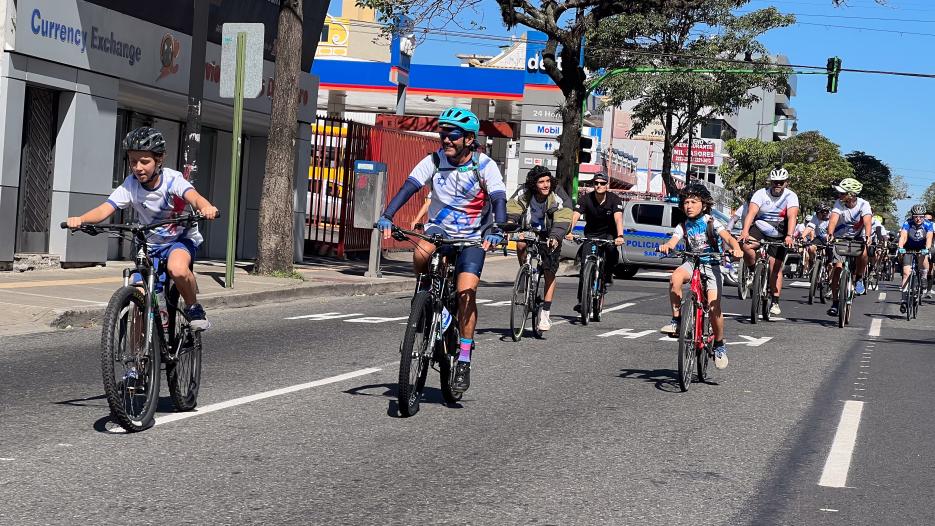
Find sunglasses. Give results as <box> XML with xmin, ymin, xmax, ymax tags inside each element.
<box><xmin>770</xmin><ymin>180</ymin><xmax>786</xmax><ymax>186</ymax></box>
<box><xmin>913</xmin><ymin>215</ymin><xmax>926</xmax><ymax>219</ymax></box>
<box><xmin>439</xmin><ymin>128</ymin><xmax>465</xmax><ymax>142</ymax></box>
<box><xmin>593</xmin><ymin>181</ymin><xmax>608</xmax><ymax>187</ymax></box>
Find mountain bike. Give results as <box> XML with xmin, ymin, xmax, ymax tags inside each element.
<box><xmin>900</xmin><ymin>250</ymin><xmax>925</xmax><ymax>321</ymax></box>
<box><xmin>736</xmin><ymin>257</ymin><xmax>751</xmax><ymax>300</ymax></box>
<box><xmin>807</xmin><ymin>242</ymin><xmax>831</xmax><ymax>305</ymax></box>
<box><xmin>832</xmin><ymin>238</ymin><xmax>865</xmax><ymax>328</ymax></box>
<box><xmin>663</xmin><ymin>250</ymin><xmax>717</xmax><ymax>392</ymax></box>
<box><xmin>506</xmin><ymin>228</ymin><xmax>546</xmax><ymax>341</ymax></box>
<box><xmin>61</xmin><ymin>213</ymin><xmax>214</xmax><ymax>432</ymax></box>
<box><xmin>386</xmin><ymin>225</ymin><xmax>483</xmax><ymax>417</ymax></box>
<box><xmin>865</xmin><ymin>243</ymin><xmax>880</xmax><ymax>292</ymax></box>
<box><xmin>572</xmin><ymin>236</ymin><xmax>617</xmax><ymax>325</ymax></box>
<box><xmin>743</xmin><ymin>239</ymin><xmax>787</xmax><ymax>324</ymax></box>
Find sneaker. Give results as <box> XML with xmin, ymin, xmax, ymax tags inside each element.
<box><xmin>452</xmin><ymin>361</ymin><xmax>471</xmax><ymax>393</ymax></box>
<box><xmin>184</xmin><ymin>303</ymin><xmax>211</xmax><ymax>332</ymax></box>
<box><xmin>123</xmin><ymin>367</ymin><xmax>139</xmax><ymax>382</ymax></box>
<box><xmin>660</xmin><ymin>318</ymin><xmax>679</xmax><ymax>336</ymax></box>
<box><xmin>537</xmin><ymin>309</ymin><xmax>552</xmax><ymax>331</ymax></box>
<box><xmin>573</xmin><ymin>304</ymin><xmax>581</xmax><ymax>313</ymax></box>
<box><xmin>855</xmin><ymin>280</ymin><xmax>866</xmax><ymax>295</ymax></box>
<box><xmin>827</xmin><ymin>306</ymin><xmax>839</xmax><ymax>317</ymax></box>
<box><xmin>769</xmin><ymin>300</ymin><xmax>781</xmax><ymax>316</ymax></box>
<box><xmin>714</xmin><ymin>346</ymin><xmax>729</xmax><ymax>370</ymax></box>
<box><xmin>900</xmin><ymin>301</ymin><xmax>908</xmax><ymax>314</ymax></box>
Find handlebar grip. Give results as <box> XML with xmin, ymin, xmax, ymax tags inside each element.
<box><xmin>60</xmin><ymin>222</ymin><xmax>69</xmax><ymax>229</ymax></box>
<box><xmin>213</xmin><ymin>211</ymin><xmax>221</xmax><ymax>220</ymax></box>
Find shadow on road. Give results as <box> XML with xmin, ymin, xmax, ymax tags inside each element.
<box><xmin>343</xmin><ymin>382</ymin><xmax>462</xmax><ymax>417</ymax></box>
<box><xmin>618</xmin><ymin>368</ymin><xmax>685</xmax><ymax>392</ymax></box>
<box><xmin>53</xmin><ymin>393</ymin><xmax>108</xmax><ymax>408</ymax></box>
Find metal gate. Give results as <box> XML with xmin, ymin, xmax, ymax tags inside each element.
<box><xmin>16</xmin><ymin>87</ymin><xmax>57</xmax><ymax>254</ymax></box>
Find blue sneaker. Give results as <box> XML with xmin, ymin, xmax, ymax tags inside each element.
<box><xmin>123</xmin><ymin>367</ymin><xmax>139</xmax><ymax>382</ymax></box>
<box><xmin>184</xmin><ymin>303</ymin><xmax>211</xmax><ymax>332</ymax></box>
<box><xmin>714</xmin><ymin>346</ymin><xmax>728</xmax><ymax>370</ymax></box>
<box><xmin>855</xmin><ymin>280</ymin><xmax>866</xmax><ymax>295</ymax></box>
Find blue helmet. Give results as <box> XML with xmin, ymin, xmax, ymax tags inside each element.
<box><xmin>438</xmin><ymin>107</ymin><xmax>480</xmax><ymax>133</ymax></box>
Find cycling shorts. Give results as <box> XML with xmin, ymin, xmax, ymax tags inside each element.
<box><xmin>748</xmin><ymin>224</ymin><xmax>787</xmax><ymax>260</ymax></box>
<box><xmin>131</xmin><ymin>238</ymin><xmax>199</xmax><ymax>292</ymax></box>
<box><xmin>901</xmin><ymin>252</ymin><xmax>928</xmax><ymax>268</ymax></box>
<box><xmin>678</xmin><ymin>261</ymin><xmax>723</xmax><ymax>297</ymax></box>
<box><xmin>425</xmin><ymin>224</ymin><xmax>486</xmax><ymax>277</ymax></box>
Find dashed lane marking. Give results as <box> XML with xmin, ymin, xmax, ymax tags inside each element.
<box><xmin>601</xmin><ymin>302</ymin><xmax>635</xmax><ymax>313</ymax></box>
<box><xmin>878</xmin><ymin>292</ymin><xmax>886</xmax><ymax>301</ymax></box>
<box><xmin>818</xmin><ymin>400</ymin><xmax>864</xmax><ymax>488</ymax></box>
<box><xmin>869</xmin><ymin>318</ymin><xmax>882</xmax><ymax>337</ymax></box>
<box><xmin>285</xmin><ymin>312</ymin><xmax>362</xmax><ymax>321</ymax></box>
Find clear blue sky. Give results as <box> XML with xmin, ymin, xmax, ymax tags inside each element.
<box><xmin>330</xmin><ymin>0</ymin><xmax>935</xmax><ymax>217</ymax></box>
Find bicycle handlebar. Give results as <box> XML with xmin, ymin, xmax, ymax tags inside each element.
<box><xmin>60</xmin><ymin>212</ymin><xmax>219</xmax><ymax>235</ymax></box>
<box><xmin>385</xmin><ymin>225</ymin><xmax>485</xmax><ymax>247</ymax></box>
<box><xmin>570</xmin><ymin>236</ymin><xmax>617</xmax><ymax>245</ymax></box>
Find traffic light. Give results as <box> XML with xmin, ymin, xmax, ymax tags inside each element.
<box><xmin>826</xmin><ymin>56</ymin><xmax>842</xmax><ymax>93</ymax></box>
<box><xmin>578</xmin><ymin>134</ymin><xmax>595</xmax><ymax>164</ymax></box>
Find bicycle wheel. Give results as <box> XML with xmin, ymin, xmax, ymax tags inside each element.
<box><xmin>749</xmin><ymin>262</ymin><xmax>763</xmax><ymax>325</ymax></box>
<box><xmin>532</xmin><ymin>274</ymin><xmax>545</xmax><ymax>339</ymax></box>
<box><xmin>592</xmin><ymin>264</ymin><xmax>604</xmax><ymax>322</ymax></box>
<box><xmin>438</xmin><ymin>310</ymin><xmax>464</xmax><ymax>405</ymax></box>
<box><xmin>164</xmin><ymin>286</ymin><xmax>202</xmax><ymax>412</ymax></box>
<box><xmin>101</xmin><ymin>286</ymin><xmax>160</xmax><ymax>432</ymax></box>
<box><xmin>838</xmin><ymin>268</ymin><xmax>850</xmax><ymax>328</ymax></box>
<box><xmin>904</xmin><ymin>274</ymin><xmax>914</xmax><ymax>322</ymax></box>
<box><xmin>696</xmin><ymin>312</ymin><xmax>711</xmax><ymax>383</ymax></box>
<box><xmin>677</xmin><ymin>297</ymin><xmax>697</xmax><ymax>392</ymax></box>
<box><xmin>510</xmin><ymin>266</ymin><xmax>531</xmax><ymax>341</ymax></box>
<box><xmin>808</xmin><ymin>259</ymin><xmax>820</xmax><ymax>305</ymax></box>
<box><xmin>737</xmin><ymin>259</ymin><xmax>750</xmax><ymax>300</ymax></box>
<box><xmin>761</xmin><ymin>266</ymin><xmax>771</xmax><ymax>322</ymax></box>
<box><xmin>580</xmin><ymin>260</ymin><xmax>595</xmax><ymax>326</ymax></box>
<box><xmin>398</xmin><ymin>291</ymin><xmax>433</xmax><ymax>417</ymax></box>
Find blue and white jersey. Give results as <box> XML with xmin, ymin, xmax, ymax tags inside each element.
<box><xmin>670</xmin><ymin>214</ymin><xmax>726</xmax><ymax>264</ymax></box>
<box><xmin>807</xmin><ymin>215</ymin><xmax>830</xmax><ymax>241</ymax></box>
<box><xmin>750</xmin><ymin>188</ymin><xmax>799</xmax><ymax>237</ymax></box>
<box><xmin>407</xmin><ymin>150</ymin><xmax>507</xmax><ymax>240</ymax></box>
<box><xmin>832</xmin><ymin>197</ymin><xmax>872</xmax><ymax>238</ymax></box>
<box><xmin>901</xmin><ymin>219</ymin><xmax>933</xmax><ymax>249</ymax></box>
<box><xmin>106</xmin><ymin>167</ymin><xmax>202</xmax><ymax>247</ymax></box>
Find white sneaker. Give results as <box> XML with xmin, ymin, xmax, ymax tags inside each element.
<box><xmin>538</xmin><ymin>309</ymin><xmax>552</xmax><ymax>331</ymax></box>
<box><xmin>770</xmin><ymin>302</ymin><xmax>781</xmax><ymax>316</ymax></box>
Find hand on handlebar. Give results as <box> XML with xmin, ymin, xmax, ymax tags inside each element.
<box><xmin>199</xmin><ymin>206</ymin><xmax>220</xmax><ymax>220</ymax></box>
<box><xmin>659</xmin><ymin>243</ymin><xmax>672</xmax><ymax>255</ymax></box>
<box><xmin>482</xmin><ymin>230</ymin><xmax>504</xmax><ymax>251</ymax></box>
<box><xmin>66</xmin><ymin>217</ymin><xmax>83</xmax><ymax>229</ymax></box>
<box><xmin>731</xmin><ymin>246</ymin><xmax>743</xmax><ymax>259</ymax></box>
<box><xmin>614</xmin><ymin>236</ymin><xmax>624</xmax><ymax>247</ymax></box>
<box><xmin>376</xmin><ymin>217</ymin><xmax>393</xmax><ymax>240</ymax></box>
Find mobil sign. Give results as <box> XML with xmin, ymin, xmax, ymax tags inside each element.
<box><xmin>524</xmin><ymin>122</ymin><xmax>562</xmax><ymax>137</ymax></box>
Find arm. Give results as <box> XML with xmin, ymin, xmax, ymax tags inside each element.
<box><xmin>566</xmin><ymin>211</ymin><xmax>582</xmax><ymax>240</ymax></box>
<box><xmin>66</xmin><ymin>202</ymin><xmax>116</xmax><ymax>228</ymax></box>
<box><xmin>898</xmin><ymin>230</ymin><xmax>907</xmax><ymax>249</ymax></box>
<box><xmin>659</xmin><ymin>233</ymin><xmax>680</xmax><ymax>254</ymax></box>
<box><xmin>740</xmin><ymin>202</ymin><xmax>760</xmax><ymax>239</ymax></box>
<box><xmin>927</xmin><ymin>231</ymin><xmax>933</xmax><ymax>251</ymax></box>
<box><xmin>827</xmin><ymin>212</ymin><xmax>840</xmax><ymax>241</ymax></box>
<box><xmin>720</xmin><ymin>229</ymin><xmax>742</xmax><ymax>258</ymax></box>
<box><xmin>409</xmin><ymin>197</ymin><xmax>430</xmax><ymax>230</ymax></box>
<box><xmin>862</xmin><ymin>214</ymin><xmax>873</xmax><ymax>240</ymax></box>
<box><xmin>183</xmin><ymin>188</ymin><xmax>218</xmax><ymax>219</ymax></box>
<box><xmin>613</xmin><ymin>211</ymin><xmax>625</xmax><ymax>246</ymax></box>
<box><xmin>549</xmin><ymin>200</ymin><xmax>574</xmax><ymax>241</ymax></box>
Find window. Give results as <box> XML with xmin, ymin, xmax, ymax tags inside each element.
<box><xmin>670</xmin><ymin>206</ymin><xmax>686</xmax><ymax>227</ymax></box>
<box><xmin>700</xmin><ymin>119</ymin><xmax>736</xmax><ymax>141</ymax></box>
<box><xmin>632</xmin><ymin>203</ymin><xmax>664</xmax><ymax>226</ymax></box>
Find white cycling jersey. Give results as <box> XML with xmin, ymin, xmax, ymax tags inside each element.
<box><xmin>749</xmin><ymin>188</ymin><xmax>800</xmax><ymax>237</ymax></box>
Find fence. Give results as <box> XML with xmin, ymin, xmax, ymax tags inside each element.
<box><xmin>305</xmin><ymin>117</ymin><xmax>437</xmax><ymax>257</ymax></box>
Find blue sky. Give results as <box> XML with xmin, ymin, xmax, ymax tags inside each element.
<box><xmin>330</xmin><ymin>0</ymin><xmax>934</xmax><ymax>217</ymax></box>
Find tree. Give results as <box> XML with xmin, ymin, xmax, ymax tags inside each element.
<box><xmin>921</xmin><ymin>182</ymin><xmax>935</xmax><ymax>215</ymax></box>
<box><xmin>256</xmin><ymin>0</ymin><xmax>304</xmax><ymax>274</ymax></box>
<box><xmin>588</xmin><ymin>1</ymin><xmax>793</xmax><ymax>196</ymax></box>
<box><xmin>845</xmin><ymin>151</ymin><xmax>908</xmax><ymax>216</ymax></box>
<box><xmin>719</xmin><ymin>137</ymin><xmax>779</xmax><ymax>205</ymax></box>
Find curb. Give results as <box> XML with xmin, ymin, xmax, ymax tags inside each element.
<box><xmin>45</xmin><ymin>278</ymin><xmax>413</xmax><ymax>330</ymax></box>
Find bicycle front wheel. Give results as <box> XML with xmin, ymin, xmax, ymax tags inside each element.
<box><xmin>737</xmin><ymin>259</ymin><xmax>750</xmax><ymax>300</ymax></box>
<box><xmin>677</xmin><ymin>297</ymin><xmax>697</xmax><ymax>392</ymax></box>
<box><xmin>580</xmin><ymin>260</ymin><xmax>596</xmax><ymax>326</ymax></box>
<box><xmin>838</xmin><ymin>268</ymin><xmax>850</xmax><ymax>328</ymax></box>
<box><xmin>697</xmin><ymin>313</ymin><xmax>711</xmax><ymax>383</ymax></box>
<box><xmin>398</xmin><ymin>291</ymin><xmax>433</xmax><ymax>417</ymax></box>
<box><xmin>750</xmin><ymin>263</ymin><xmax>764</xmax><ymax>324</ymax></box>
<box><xmin>592</xmin><ymin>264</ymin><xmax>605</xmax><ymax>322</ymax></box>
<box><xmin>439</xmin><ymin>312</ymin><xmax>463</xmax><ymax>405</ymax></box>
<box><xmin>808</xmin><ymin>260</ymin><xmax>820</xmax><ymax>305</ymax></box>
<box><xmin>101</xmin><ymin>286</ymin><xmax>160</xmax><ymax>432</ymax></box>
<box><xmin>510</xmin><ymin>266</ymin><xmax>531</xmax><ymax>342</ymax></box>
<box><xmin>165</xmin><ymin>286</ymin><xmax>202</xmax><ymax>412</ymax></box>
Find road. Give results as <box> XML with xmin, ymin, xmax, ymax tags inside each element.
<box><xmin>1</xmin><ymin>269</ymin><xmax>932</xmax><ymax>525</ymax></box>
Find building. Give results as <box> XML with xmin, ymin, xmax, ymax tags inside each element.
<box><xmin>0</xmin><ymin>0</ymin><xmax>319</xmax><ymax>270</ymax></box>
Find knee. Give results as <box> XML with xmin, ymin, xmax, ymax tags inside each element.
<box><xmin>166</xmin><ymin>259</ymin><xmax>190</xmax><ymax>278</ymax></box>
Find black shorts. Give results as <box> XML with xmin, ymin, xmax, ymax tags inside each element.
<box><xmin>519</xmin><ymin>238</ymin><xmax>561</xmax><ymax>274</ymax></box>
<box><xmin>749</xmin><ymin>224</ymin><xmax>787</xmax><ymax>260</ymax></box>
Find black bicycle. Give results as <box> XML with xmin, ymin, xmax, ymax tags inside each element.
<box><xmin>572</xmin><ymin>236</ymin><xmax>617</xmax><ymax>325</ymax></box>
<box><xmin>61</xmin><ymin>213</ymin><xmax>215</xmax><ymax>432</ymax></box>
<box><xmin>900</xmin><ymin>249</ymin><xmax>925</xmax><ymax>321</ymax></box>
<box><xmin>386</xmin><ymin>225</ymin><xmax>482</xmax><ymax>417</ymax></box>
<box><xmin>807</xmin><ymin>241</ymin><xmax>832</xmax><ymax>305</ymax></box>
<box><xmin>832</xmin><ymin>238</ymin><xmax>865</xmax><ymax>328</ymax></box>
<box><xmin>743</xmin><ymin>239</ymin><xmax>788</xmax><ymax>324</ymax></box>
<box><xmin>506</xmin><ymin>227</ymin><xmax>547</xmax><ymax>341</ymax></box>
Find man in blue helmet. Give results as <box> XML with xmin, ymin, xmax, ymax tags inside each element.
<box><xmin>377</xmin><ymin>107</ymin><xmax>508</xmax><ymax>394</ymax></box>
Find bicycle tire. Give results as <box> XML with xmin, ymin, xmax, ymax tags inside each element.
<box><xmin>592</xmin><ymin>264</ymin><xmax>604</xmax><ymax>322</ymax></box>
<box><xmin>398</xmin><ymin>291</ymin><xmax>433</xmax><ymax>417</ymax></box>
<box><xmin>737</xmin><ymin>259</ymin><xmax>750</xmax><ymax>300</ymax></box>
<box><xmin>510</xmin><ymin>266</ymin><xmax>531</xmax><ymax>341</ymax></box>
<box><xmin>101</xmin><ymin>286</ymin><xmax>159</xmax><ymax>432</ymax></box>
<box><xmin>580</xmin><ymin>260</ymin><xmax>595</xmax><ymax>326</ymax></box>
<box><xmin>532</xmin><ymin>273</ymin><xmax>545</xmax><ymax>339</ymax></box>
<box><xmin>438</xmin><ymin>312</ymin><xmax>464</xmax><ymax>405</ymax></box>
<box><xmin>165</xmin><ymin>286</ymin><xmax>202</xmax><ymax>412</ymax></box>
<box><xmin>696</xmin><ymin>313</ymin><xmax>711</xmax><ymax>383</ymax></box>
<box><xmin>819</xmin><ymin>264</ymin><xmax>829</xmax><ymax>304</ymax></box>
<box><xmin>808</xmin><ymin>259</ymin><xmax>820</xmax><ymax>305</ymax></box>
<box><xmin>761</xmin><ymin>265</ymin><xmax>771</xmax><ymax>322</ymax></box>
<box><xmin>677</xmin><ymin>297</ymin><xmax>696</xmax><ymax>392</ymax></box>
<box><xmin>838</xmin><ymin>268</ymin><xmax>849</xmax><ymax>328</ymax></box>
<box><xmin>750</xmin><ymin>262</ymin><xmax>763</xmax><ymax>325</ymax></box>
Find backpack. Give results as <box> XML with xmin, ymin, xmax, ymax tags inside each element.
<box><xmin>680</xmin><ymin>214</ymin><xmax>720</xmax><ymax>253</ymax></box>
<box><xmin>431</xmin><ymin>151</ymin><xmax>487</xmax><ymax>196</ymax></box>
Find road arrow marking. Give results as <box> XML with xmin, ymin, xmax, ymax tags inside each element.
<box><xmin>598</xmin><ymin>328</ymin><xmax>655</xmax><ymax>339</ymax></box>
<box><xmin>727</xmin><ymin>335</ymin><xmax>772</xmax><ymax>347</ymax></box>
<box><xmin>345</xmin><ymin>316</ymin><xmax>409</xmax><ymax>324</ymax></box>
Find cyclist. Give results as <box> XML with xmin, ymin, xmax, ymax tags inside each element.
<box><xmin>868</xmin><ymin>214</ymin><xmax>889</xmax><ymax>282</ymax></box>
<box><xmin>803</xmin><ymin>203</ymin><xmax>832</xmax><ymax>277</ymax></box>
<box><xmin>739</xmin><ymin>167</ymin><xmax>800</xmax><ymax>316</ymax></box>
<box><xmin>826</xmin><ymin>177</ymin><xmax>873</xmax><ymax>316</ymax></box>
<box><xmin>507</xmin><ymin>165</ymin><xmax>572</xmax><ymax>331</ymax></box>
<box><xmin>926</xmin><ymin>212</ymin><xmax>935</xmax><ymax>298</ymax></box>
<box><xmin>65</xmin><ymin>127</ymin><xmax>219</xmax><ymax>331</ymax></box>
<box><xmin>565</xmin><ymin>172</ymin><xmax>625</xmax><ymax>312</ymax></box>
<box><xmin>896</xmin><ymin>204</ymin><xmax>933</xmax><ymax>311</ymax></box>
<box><xmin>658</xmin><ymin>183</ymin><xmax>743</xmax><ymax>369</ymax></box>
<box><xmin>376</xmin><ymin>107</ymin><xmax>507</xmax><ymax>393</ymax></box>
<box><xmin>726</xmin><ymin>203</ymin><xmax>747</xmax><ymax>233</ymax></box>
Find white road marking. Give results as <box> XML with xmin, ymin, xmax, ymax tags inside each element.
<box><xmin>819</xmin><ymin>508</ymin><xmax>839</xmax><ymax>513</ymax></box>
<box><xmin>0</xmin><ymin>457</ymin><xmax>14</xmax><ymax>461</ymax></box>
<box><xmin>638</xmin><ymin>271</ymin><xmax>671</xmax><ymax>278</ymax></box>
<box><xmin>723</xmin><ymin>312</ymin><xmax>785</xmax><ymax>321</ymax></box>
<box><xmin>0</xmin><ymin>289</ymin><xmax>108</xmax><ymax>305</ymax></box>
<box><xmin>789</xmin><ymin>281</ymin><xmax>810</xmax><ymax>288</ymax></box>
<box><xmin>727</xmin><ymin>335</ymin><xmax>772</xmax><ymax>347</ymax></box>
<box><xmin>154</xmin><ymin>367</ymin><xmax>382</xmax><ymax>426</ymax></box>
<box><xmin>869</xmin><ymin>318</ymin><xmax>882</xmax><ymax>337</ymax></box>
<box><xmin>475</xmin><ymin>299</ymin><xmax>493</xmax><ymax>304</ymax></box>
<box><xmin>285</xmin><ymin>312</ymin><xmax>362</xmax><ymax>321</ymax></box>
<box><xmin>818</xmin><ymin>400</ymin><xmax>865</xmax><ymax>488</ymax></box>
<box><xmin>878</xmin><ymin>292</ymin><xmax>886</xmax><ymax>301</ymax></box>
<box><xmin>487</xmin><ymin>300</ymin><xmax>513</xmax><ymax>306</ymax></box>
<box><xmin>597</xmin><ymin>328</ymin><xmax>654</xmax><ymax>339</ymax></box>
<box><xmin>345</xmin><ymin>316</ymin><xmax>408</xmax><ymax>324</ymax></box>
<box><xmin>601</xmin><ymin>302</ymin><xmax>635</xmax><ymax>313</ymax></box>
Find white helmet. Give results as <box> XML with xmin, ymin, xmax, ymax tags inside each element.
<box><xmin>768</xmin><ymin>168</ymin><xmax>789</xmax><ymax>181</ymax></box>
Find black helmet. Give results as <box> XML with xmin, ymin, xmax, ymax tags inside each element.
<box><xmin>911</xmin><ymin>203</ymin><xmax>927</xmax><ymax>216</ymax></box>
<box><xmin>679</xmin><ymin>182</ymin><xmax>713</xmax><ymax>208</ymax></box>
<box><xmin>123</xmin><ymin>127</ymin><xmax>166</xmax><ymax>155</ymax></box>
<box><xmin>817</xmin><ymin>202</ymin><xmax>832</xmax><ymax>213</ymax></box>
<box><xmin>526</xmin><ymin>165</ymin><xmax>552</xmax><ymax>184</ymax></box>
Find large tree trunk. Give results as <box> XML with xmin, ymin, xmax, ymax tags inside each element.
<box><xmin>256</xmin><ymin>0</ymin><xmax>303</xmax><ymax>274</ymax></box>
<box><xmin>556</xmin><ymin>89</ymin><xmax>583</xmax><ymax>198</ymax></box>
<box><xmin>660</xmin><ymin>108</ymin><xmax>678</xmax><ymax>196</ymax></box>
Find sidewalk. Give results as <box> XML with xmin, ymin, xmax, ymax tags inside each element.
<box><xmin>0</xmin><ymin>253</ymin><xmax>521</xmax><ymax>337</ymax></box>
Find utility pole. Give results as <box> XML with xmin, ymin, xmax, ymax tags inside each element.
<box><xmin>182</xmin><ymin>0</ymin><xmax>209</xmax><ymax>182</ymax></box>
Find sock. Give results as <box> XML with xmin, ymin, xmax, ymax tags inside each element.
<box><xmin>714</xmin><ymin>339</ymin><xmax>725</xmax><ymax>349</ymax></box>
<box><xmin>672</xmin><ymin>316</ymin><xmax>680</xmax><ymax>325</ymax></box>
<box><xmin>458</xmin><ymin>338</ymin><xmax>473</xmax><ymax>363</ymax></box>
<box><xmin>772</xmin><ymin>296</ymin><xmax>780</xmax><ymax>304</ymax></box>
<box><xmin>543</xmin><ymin>301</ymin><xmax>552</xmax><ymax>311</ymax></box>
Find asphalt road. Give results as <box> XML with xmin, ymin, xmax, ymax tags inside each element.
<box><xmin>0</xmin><ymin>269</ymin><xmax>932</xmax><ymax>525</ymax></box>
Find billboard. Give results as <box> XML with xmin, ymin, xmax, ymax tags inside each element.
<box><xmin>672</xmin><ymin>142</ymin><xmax>716</xmax><ymax>166</ymax></box>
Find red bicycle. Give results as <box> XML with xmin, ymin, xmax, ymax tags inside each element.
<box><xmin>668</xmin><ymin>250</ymin><xmax>717</xmax><ymax>392</ymax></box>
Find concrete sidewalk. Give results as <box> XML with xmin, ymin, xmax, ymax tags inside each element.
<box><xmin>0</xmin><ymin>253</ymin><xmax>521</xmax><ymax>336</ymax></box>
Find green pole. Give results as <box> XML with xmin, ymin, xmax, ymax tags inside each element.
<box><xmin>225</xmin><ymin>32</ymin><xmax>246</xmax><ymax>288</ymax></box>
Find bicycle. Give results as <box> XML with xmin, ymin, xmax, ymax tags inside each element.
<box><xmin>806</xmin><ymin>241</ymin><xmax>832</xmax><ymax>305</ymax></box>
<box><xmin>900</xmin><ymin>249</ymin><xmax>925</xmax><ymax>321</ymax></box>
<box><xmin>505</xmin><ymin>227</ymin><xmax>547</xmax><ymax>341</ymax></box>
<box><xmin>571</xmin><ymin>236</ymin><xmax>617</xmax><ymax>325</ymax></box>
<box><xmin>736</xmin><ymin>256</ymin><xmax>751</xmax><ymax>300</ymax></box>
<box><xmin>662</xmin><ymin>251</ymin><xmax>718</xmax><ymax>392</ymax></box>
<box><xmin>385</xmin><ymin>225</ymin><xmax>483</xmax><ymax>417</ymax></box>
<box><xmin>743</xmin><ymin>238</ymin><xmax>788</xmax><ymax>324</ymax></box>
<box><xmin>831</xmin><ymin>238</ymin><xmax>865</xmax><ymax>328</ymax></box>
<box><xmin>61</xmin><ymin>213</ymin><xmax>214</xmax><ymax>432</ymax></box>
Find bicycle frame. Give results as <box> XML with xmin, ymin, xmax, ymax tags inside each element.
<box><xmin>687</xmin><ymin>263</ymin><xmax>712</xmax><ymax>351</ymax></box>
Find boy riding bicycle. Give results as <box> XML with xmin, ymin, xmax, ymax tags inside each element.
<box><xmin>659</xmin><ymin>183</ymin><xmax>742</xmax><ymax>370</ymax></box>
<box><xmin>66</xmin><ymin>127</ymin><xmax>219</xmax><ymax>330</ymax></box>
